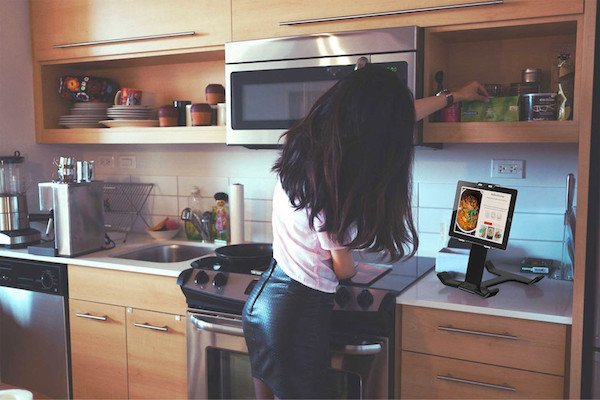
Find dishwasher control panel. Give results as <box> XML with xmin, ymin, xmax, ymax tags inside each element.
<box><xmin>0</xmin><ymin>258</ymin><xmax>67</xmax><ymax>296</ymax></box>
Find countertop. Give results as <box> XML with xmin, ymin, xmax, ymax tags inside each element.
<box><xmin>0</xmin><ymin>237</ymin><xmax>573</xmax><ymax>325</ymax></box>
<box><xmin>397</xmin><ymin>265</ymin><xmax>573</xmax><ymax>325</ymax></box>
<box><xmin>0</xmin><ymin>233</ymin><xmax>217</xmax><ymax>278</ymax></box>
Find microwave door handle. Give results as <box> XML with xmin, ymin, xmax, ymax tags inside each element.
<box><xmin>190</xmin><ymin>314</ymin><xmax>244</xmax><ymax>337</ymax></box>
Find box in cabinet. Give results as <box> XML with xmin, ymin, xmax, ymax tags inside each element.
<box><xmin>461</xmin><ymin>96</ymin><xmax>520</xmax><ymax>122</ymax></box>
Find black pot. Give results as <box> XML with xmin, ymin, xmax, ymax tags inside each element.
<box><xmin>215</xmin><ymin>243</ymin><xmax>273</xmax><ymax>271</ymax></box>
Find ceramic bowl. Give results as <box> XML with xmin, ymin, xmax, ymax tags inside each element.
<box><xmin>146</xmin><ymin>227</ymin><xmax>181</xmax><ymax>241</ymax></box>
<box><xmin>58</xmin><ymin>75</ymin><xmax>118</xmax><ymax>103</ymax></box>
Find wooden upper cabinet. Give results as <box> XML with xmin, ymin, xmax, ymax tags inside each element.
<box><xmin>30</xmin><ymin>0</ymin><xmax>232</xmax><ymax>61</ymax></box>
<box><xmin>231</xmin><ymin>0</ymin><xmax>583</xmax><ymax>41</ymax></box>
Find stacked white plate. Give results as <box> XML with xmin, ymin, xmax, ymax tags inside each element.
<box><xmin>59</xmin><ymin>102</ymin><xmax>110</xmax><ymax>128</ymax></box>
<box><xmin>106</xmin><ymin>105</ymin><xmax>154</xmax><ymax>120</ymax></box>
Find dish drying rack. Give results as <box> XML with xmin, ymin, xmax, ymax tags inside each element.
<box><xmin>102</xmin><ymin>182</ymin><xmax>154</xmax><ymax>242</ymax></box>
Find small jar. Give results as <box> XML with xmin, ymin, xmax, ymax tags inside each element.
<box><xmin>205</xmin><ymin>84</ymin><xmax>225</xmax><ymax>105</ymax></box>
<box><xmin>158</xmin><ymin>105</ymin><xmax>178</xmax><ymax>127</ymax></box>
<box><xmin>521</xmin><ymin>68</ymin><xmax>542</xmax><ymax>83</ymax></box>
<box><xmin>191</xmin><ymin>103</ymin><xmax>213</xmax><ymax>126</ymax></box>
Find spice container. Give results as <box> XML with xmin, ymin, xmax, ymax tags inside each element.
<box><xmin>521</xmin><ymin>68</ymin><xmax>542</xmax><ymax>83</ymax></box>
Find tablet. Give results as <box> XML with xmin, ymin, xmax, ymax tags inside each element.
<box><xmin>448</xmin><ymin>181</ymin><xmax>517</xmax><ymax>250</ymax></box>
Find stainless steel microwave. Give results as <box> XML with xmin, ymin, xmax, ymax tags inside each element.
<box><xmin>225</xmin><ymin>26</ymin><xmax>423</xmax><ymax>148</ymax></box>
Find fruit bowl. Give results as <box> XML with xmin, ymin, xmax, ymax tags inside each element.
<box><xmin>146</xmin><ymin>227</ymin><xmax>182</xmax><ymax>241</ymax></box>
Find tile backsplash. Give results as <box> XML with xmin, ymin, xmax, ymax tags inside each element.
<box><xmin>89</xmin><ymin>142</ymin><xmax>577</xmax><ymax>266</ymax></box>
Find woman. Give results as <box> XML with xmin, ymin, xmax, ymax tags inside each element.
<box><xmin>243</xmin><ymin>65</ymin><xmax>489</xmax><ymax>399</ymax></box>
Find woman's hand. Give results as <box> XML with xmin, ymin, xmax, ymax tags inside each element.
<box><xmin>414</xmin><ymin>80</ymin><xmax>490</xmax><ymax>121</ymax></box>
<box><xmin>452</xmin><ymin>81</ymin><xmax>491</xmax><ymax>103</ymax></box>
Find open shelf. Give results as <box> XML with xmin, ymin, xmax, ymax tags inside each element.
<box><xmin>38</xmin><ymin>125</ymin><xmax>226</xmax><ymax>144</ymax></box>
<box><xmin>425</xmin><ymin>120</ymin><xmax>577</xmax><ymax>143</ymax></box>
<box><xmin>34</xmin><ymin>48</ymin><xmax>227</xmax><ymax>144</ymax></box>
<box><xmin>423</xmin><ymin>17</ymin><xmax>579</xmax><ymax>144</ymax></box>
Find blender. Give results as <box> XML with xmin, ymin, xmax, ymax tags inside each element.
<box><xmin>0</xmin><ymin>151</ymin><xmax>41</xmax><ymax>247</ymax></box>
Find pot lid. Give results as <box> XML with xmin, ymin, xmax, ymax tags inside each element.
<box><xmin>0</xmin><ymin>151</ymin><xmax>24</xmax><ymax>164</ymax></box>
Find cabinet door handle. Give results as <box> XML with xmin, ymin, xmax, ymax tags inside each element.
<box><xmin>437</xmin><ymin>374</ymin><xmax>516</xmax><ymax>392</ymax></box>
<box><xmin>75</xmin><ymin>313</ymin><xmax>108</xmax><ymax>321</ymax></box>
<box><xmin>133</xmin><ymin>322</ymin><xmax>169</xmax><ymax>332</ymax></box>
<box><xmin>438</xmin><ymin>325</ymin><xmax>517</xmax><ymax>340</ymax></box>
<box><xmin>279</xmin><ymin>1</ymin><xmax>503</xmax><ymax>25</ymax></box>
<box><xmin>53</xmin><ymin>31</ymin><xmax>196</xmax><ymax>48</ymax></box>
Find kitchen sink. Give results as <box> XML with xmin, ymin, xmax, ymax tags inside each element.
<box><xmin>111</xmin><ymin>244</ymin><xmax>215</xmax><ymax>263</ymax></box>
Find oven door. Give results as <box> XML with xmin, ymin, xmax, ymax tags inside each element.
<box><xmin>225</xmin><ymin>52</ymin><xmax>418</xmax><ymax>147</ymax></box>
<box><xmin>187</xmin><ymin>310</ymin><xmax>391</xmax><ymax>399</ymax></box>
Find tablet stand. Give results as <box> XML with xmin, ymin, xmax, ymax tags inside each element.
<box><xmin>437</xmin><ymin>243</ymin><xmax>544</xmax><ymax>298</ymax></box>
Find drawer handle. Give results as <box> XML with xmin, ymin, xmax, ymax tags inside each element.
<box><xmin>279</xmin><ymin>1</ymin><xmax>503</xmax><ymax>25</ymax></box>
<box><xmin>134</xmin><ymin>322</ymin><xmax>169</xmax><ymax>332</ymax></box>
<box><xmin>75</xmin><ymin>313</ymin><xmax>107</xmax><ymax>321</ymax></box>
<box><xmin>53</xmin><ymin>31</ymin><xmax>195</xmax><ymax>48</ymax></box>
<box><xmin>438</xmin><ymin>325</ymin><xmax>517</xmax><ymax>340</ymax></box>
<box><xmin>437</xmin><ymin>374</ymin><xmax>516</xmax><ymax>392</ymax></box>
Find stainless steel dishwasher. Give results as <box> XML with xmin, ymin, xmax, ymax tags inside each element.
<box><xmin>0</xmin><ymin>257</ymin><xmax>70</xmax><ymax>399</ymax></box>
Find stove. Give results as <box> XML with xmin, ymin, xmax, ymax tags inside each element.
<box><xmin>178</xmin><ymin>254</ymin><xmax>434</xmax><ymax>399</ymax></box>
<box><xmin>178</xmin><ymin>255</ymin><xmax>434</xmax><ymax>317</ymax></box>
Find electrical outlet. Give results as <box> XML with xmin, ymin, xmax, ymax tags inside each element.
<box><xmin>118</xmin><ymin>155</ymin><xmax>136</xmax><ymax>169</ymax></box>
<box><xmin>97</xmin><ymin>154</ymin><xmax>115</xmax><ymax>169</ymax></box>
<box><xmin>491</xmin><ymin>159</ymin><xmax>525</xmax><ymax>179</ymax></box>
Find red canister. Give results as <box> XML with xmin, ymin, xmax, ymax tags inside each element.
<box><xmin>440</xmin><ymin>103</ymin><xmax>461</xmax><ymax>122</ymax></box>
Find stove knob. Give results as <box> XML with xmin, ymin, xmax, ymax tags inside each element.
<box><xmin>213</xmin><ymin>272</ymin><xmax>228</xmax><ymax>288</ymax></box>
<box><xmin>41</xmin><ymin>271</ymin><xmax>54</xmax><ymax>289</ymax></box>
<box><xmin>335</xmin><ymin>286</ymin><xmax>351</xmax><ymax>308</ymax></box>
<box><xmin>194</xmin><ymin>271</ymin><xmax>209</xmax><ymax>285</ymax></box>
<box><xmin>357</xmin><ymin>289</ymin><xmax>374</xmax><ymax>308</ymax></box>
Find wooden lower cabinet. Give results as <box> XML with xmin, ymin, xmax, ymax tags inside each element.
<box><xmin>401</xmin><ymin>351</ymin><xmax>564</xmax><ymax>399</ymax></box>
<box><xmin>68</xmin><ymin>265</ymin><xmax>188</xmax><ymax>399</ymax></box>
<box><xmin>69</xmin><ymin>299</ymin><xmax>128</xmax><ymax>399</ymax></box>
<box><xmin>127</xmin><ymin>308</ymin><xmax>187</xmax><ymax>399</ymax></box>
<box><xmin>398</xmin><ymin>305</ymin><xmax>568</xmax><ymax>399</ymax></box>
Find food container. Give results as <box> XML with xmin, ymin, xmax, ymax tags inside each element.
<box><xmin>519</xmin><ymin>93</ymin><xmax>558</xmax><ymax>121</ymax></box>
<box><xmin>460</xmin><ymin>96</ymin><xmax>519</xmax><ymax>122</ymax></box>
<box><xmin>521</xmin><ymin>68</ymin><xmax>542</xmax><ymax>83</ymax></box>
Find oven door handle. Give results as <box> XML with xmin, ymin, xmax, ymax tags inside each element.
<box><xmin>333</xmin><ymin>342</ymin><xmax>382</xmax><ymax>356</ymax></box>
<box><xmin>190</xmin><ymin>314</ymin><xmax>245</xmax><ymax>337</ymax></box>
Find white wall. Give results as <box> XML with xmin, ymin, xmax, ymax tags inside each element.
<box><xmin>5</xmin><ymin>1</ymin><xmax>578</xmax><ymax>267</ymax></box>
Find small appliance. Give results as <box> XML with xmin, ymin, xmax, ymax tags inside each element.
<box><xmin>36</xmin><ymin>181</ymin><xmax>105</xmax><ymax>257</ymax></box>
<box><xmin>0</xmin><ymin>151</ymin><xmax>41</xmax><ymax>248</ymax></box>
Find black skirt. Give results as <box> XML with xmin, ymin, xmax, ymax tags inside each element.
<box><xmin>242</xmin><ymin>260</ymin><xmax>335</xmax><ymax>399</ymax></box>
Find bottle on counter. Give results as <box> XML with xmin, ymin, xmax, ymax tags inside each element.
<box><xmin>211</xmin><ymin>192</ymin><xmax>229</xmax><ymax>243</ymax></box>
<box><xmin>185</xmin><ymin>186</ymin><xmax>202</xmax><ymax>241</ymax></box>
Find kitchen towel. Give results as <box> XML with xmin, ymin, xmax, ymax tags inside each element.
<box><xmin>229</xmin><ymin>183</ymin><xmax>245</xmax><ymax>244</ymax></box>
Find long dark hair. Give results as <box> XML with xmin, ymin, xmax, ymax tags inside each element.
<box><xmin>272</xmin><ymin>65</ymin><xmax>418</xmax><ymax>261</ymax></box>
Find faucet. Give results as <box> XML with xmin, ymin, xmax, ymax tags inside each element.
<box><xmin>181</xmin><ymin>208</ymin><xmax>212</xmax><ymax>242</ymax></box>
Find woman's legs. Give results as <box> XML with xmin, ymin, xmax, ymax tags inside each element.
<box><xmin>252</xmin><ymin>378</ymin><xmax>274</xmax><ymax>400</ymax></box>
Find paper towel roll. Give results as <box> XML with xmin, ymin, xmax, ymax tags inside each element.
<box><xmin>229</xmin><ymin>183</ymin><xmax>245</xmax><ymax>244</ymax></box>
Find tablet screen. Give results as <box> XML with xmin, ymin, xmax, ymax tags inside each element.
<box><xmin>449</xmin><ymin>181</ymin><xmax>517</xmax><ymax>250</ymax></box>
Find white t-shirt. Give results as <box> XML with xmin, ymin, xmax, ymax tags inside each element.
<box><xmin>272</xmin><ymin>179</ymin><xmax>348</xmax><ymax>293</ymax></box>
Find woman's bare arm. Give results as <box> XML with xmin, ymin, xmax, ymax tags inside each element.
<box><xmin>330</xmin><ymin>248</ymin><xmax>357</xmax><ymax>280</ymax></box>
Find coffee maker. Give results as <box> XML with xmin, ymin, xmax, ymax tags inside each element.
<box><xmin>0</xmin><ymin>151</ymin><xmax>41</xmax><ymax>248</ymax></box>
<box><xmin>37</xmin><ymin>181</ymin><xmax>105</xmax><ymax>257</ymax></box>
